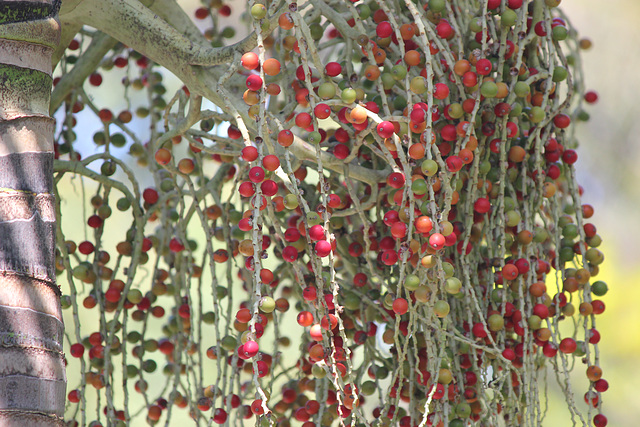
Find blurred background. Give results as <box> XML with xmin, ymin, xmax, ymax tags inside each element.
<box><xmin>55</xmin><ymin>0</ymin><xmax>639</xmax><ymax>425</ymax></box>
<box><xmin>546</xmin><ymin>1</ymin><xmax>640</xmax><ymax>425</ymax></box>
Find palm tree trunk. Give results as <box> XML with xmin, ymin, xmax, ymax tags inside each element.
<box><xmin>0</xmin><ymin>1</ymin><xmax>65</xmax><ymax>425</ymax></box>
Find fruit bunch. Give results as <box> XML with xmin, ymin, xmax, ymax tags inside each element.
<box><xmin>55</xmin><ymin>0</ymin><xmax>608</xmax><ymax>425</ymax></box>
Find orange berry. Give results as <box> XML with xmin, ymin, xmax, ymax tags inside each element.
<box><xmin>263</xmin><ymin>58</ymin><xmax>281</xmax><ymax>76</ymax></box>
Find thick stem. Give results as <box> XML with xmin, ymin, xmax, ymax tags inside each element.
<box><xmin>0</xmin><ymin>1</ymin><xmax>65</xmax><ymax>424</ymax></box>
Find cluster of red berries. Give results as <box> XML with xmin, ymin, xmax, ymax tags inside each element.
<box><xmin>55</xmin><ymin>0</ymin><xmax>609</xmax><ymax>426</ymax></box>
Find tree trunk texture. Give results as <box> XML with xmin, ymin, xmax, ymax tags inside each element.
<box><xmin>0</xmin><ymin>1</ymin><xmax>64</xmax><ymax>425</ymax></box>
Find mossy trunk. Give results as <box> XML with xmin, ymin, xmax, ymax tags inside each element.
<box><xmin>0</xmin><ymin>1</ymin><xmax>64</xmax><ymax>425</ymax></box>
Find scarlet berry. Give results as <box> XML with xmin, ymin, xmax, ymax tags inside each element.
<box><xmin>593</xmin><ymin>414</ymin><xmax>607</xmax><ymax>427</ymax></box>
<box><xmin>89</xmin><ymin>73</ymin><xmax>103</xmax><ymax>86</ymax></box>
<box><xmin>315</xmin><ymin>240</ymin><xmax>332</xmax><ymax>257</ymax></box>
<box><xmin>584</xmin><ymin>91</ymin><xmax>598</xmax><ymax>104</ymax></box>
<box><xmin>70</xmin><ymin>343</ymin><xmax>85</xmax><ymax>358</ymax></box>
<box><xmin>377</xmin><ymin>121</ymin><xmax>395</xmax><ymax>138</ymax></box>
<box><xmin>241</xmin><ymin>146</ymin><xmax>258</xmax><ymax>162</ymax></box>
<box><xmin>195</xmin><ymin>7</ymin><xmax>209</xmax><ymax>20</ymax></box>
<box><xmin>78</xmin><ymin>241</ymin><xmax>95</xmax><ymax>255</ymax></box>
<box><xmin>238</xmin><ymin>182</ymin><xmax>255</xmax><ymax>197</ymax></box>
<box><xmin>278</xmin><ymin>129</ymin><xmax>294</xmax><ymax>147</ymax></box>
<box><xmin>446</xmin><ymin>156</ymin><xmax>463</xmax><ymax>172</ymax></box>
<box><xmin>68</xmin><ymin>389</ymin><xmax>81</xmax><ymax>403</ymax></box>
<box><xmin>143</xmin><ymin>188</ymin><xmax>159</xmax><ymax>204</ymax></box>
<box><xmin>212</xmin><ymin>408</ymin><xmax>227</xmax><ymax>424</ymax></box>
<box><xmin>242</xmin><ymin>340</ymin><xmax>259</xmax><ymax>358</ymax></box>
<box><xmin>559</xmin><ymin>337</ymin><xmax>577</xmax><ymax>354</ymax></box>
<box><xmin>246</xmin><ymin>74</ymin><xmax>263</xmax><ymax>90</ymax></box>
<box><xmin>380</xmin><ymin>249</ymin><xmax>398</xmax><ymax>266</ymax></box>
<box><xmin>282</xmin><ymin>246</ymin><xmax>298</xmax><ymax>262</ymax></box>
<box><xmin>248</xmin><ymin>166</ymin><xmax>265</xmax><ymax>183</ymax></box>
<box><xmin>308</xmin><ymin>224</ymin><xmax>325</xmax><ymax>241</ymax></box>
<box><xmin>387</xmin><ymin>172</ymin><xmax>405</xmax><ymax>189</ymax></box>
<box><xmin>429</xmin><ymin>233</ymin><xmax>445</xmax><ymax>250</ymax></box>
<box><xmin>553</xmin><ymin>113</ymin><xmax>571</xmax><ymax>128</ymax></box>
<box><xmin>169</xmin><ymin>238</ymin><xmax>185</xmax><ymax>253</ymax></box>
<box><xmin>390</xmin><ymin>222</ymin><xmax>407</xmax><ymax>239</ymax></box>
<box><xmin>262</xmin><ymin>155</ymin><xmax>280</xmax><ymax>171</ymax></box>
<box><xmin>436</xmin><ymin>20</ymin><xmax>453</xmax><ymax>38</ymax></box>
<box><xmin>562</xmin><ymin>149</ymin><xmax>578</xmax><ymax>164</ymax></box>
<box><xmin>476</xmin><ymin>58</ymin><xmax>492</xmax><ymax>75</ymax></box>
<box><xmin>474</xmin><ymin>197</ymin><xmax>491</xmax><ymax>214</ymax></box>
<box><xmin>376</xmin><ymin>21</ymin><xmax>393</xmax><ymax>38</ymax></box>
<box><xmin>325</xmin><ymin>62</ymin><xmax>342</xmax><ymax>77</ymax></box>
<box><xmin>434</xmin><ymin>82</ymin><xmax>450</xmax><ymax>100</ymax></box>
<box><xmin>314</xmin><ymin>103</ymin><xmax>331</xmax><ymax>119</ymax></box>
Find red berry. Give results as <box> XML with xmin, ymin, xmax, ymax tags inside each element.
<box><xmin>508</xmin><ymin>0</ymin><xmax>523</xmax><ymax>8</ymax></box>
<box><xmin>262</xmin><ymin>155</ymin><xmax>280</xmax><ymax>171</ymax></box>
<box><xmin>476</xmin><ymin>58</ymin><xmax>493</xmax><ymax>75</ymax></box>
<box><xmin>562</xmin><ymin>149</ymin><xmax>578</xmax><ymax>164</ymax></box>
<box><xmin>333</xmin><ymin>144</ymin><xmax>349</xmax><ymax>159</ymax></box>
<box><xmin>534</xmin><ymin>21</ymin><xmax>547</xmax><ymax>37</ymax></box>
<box><xmin>472</xmin><ymin>322</ymin><xmax>487</xmax><ymax>338</ymax></box>
<box><xmin>315</xmin><ymin>240</ymin><xmax>332</xmax><ymax>257</ymax></box>
<box><xmin>278</xmin><ymin>129</ymin><xmax>294</xmax><ymax>147</ymax></box>
<box><xmin>105</xmin><ymin>288</ymin><xmax>121</xmax><ymax>303</ymax></box>
<box><xmin>593</xmin><ymin>414</ymin><xmax>607</xmax><ymax>427</ymax></box>
<box><xmin>282</xmin><ymin>246</ymin><xmax>298</xmax><ymax>262</ymax></box>
<box><xmin>212</xmin><ymin>408</ymin><xmax>227</xmax><ymax>424</ymax></box>
<box><xmin>377</xmin><ymin>121</ymin><xmax>395</xmax><ymax>138</ymax></box>
<box><xmin>241</xmin><ymin>146</ymin><xmax>258</xmax><ymax>162</ymax></box>
<box><xmin>295</xmin><ymin>112</ymin><xmax>312</xmax><ymax>129</ymax></box>
<box><xmin>68</xmin><ymin>389</ymin><xmax>81</xmax><ymax>403</ymax></box>
<box><xmin>248</xmin><ymin>166</ymin><xmax>265</xmax><ymax>183</ymax></box>
<box><xmin>376</xmin><ymin>21</ymin><xmax>393</xmax><ymax>38</ymax></box>
<box><xmin>325</xmin><ymin>62</ymin><xmax>342</xmax><ymax>77</ymax></box>
<box><xmin>380</xmin><ymin>250</ymin><xmax>398</xmax><ymax>266</ymax></box>
<box><xmin>238</xmin><ymin>181</ymin><xmax>255</xmax><ymax>197</ymax></box>
<box><xmin>429</xmin><ymin>233</ymin><xmax>445</xmax><ymax>250</ymax></box>
<box><xmin>308</xmin><ymin>224</ymin><xmax>325</xmax><ymax>241</ymax></box>
<box><xmin>260</xmin><ymin>180</ymin><xmax>278</xmax><ymax>197</ymax></box>
<box><xmin>474</xmin><ymin>197</ymin><xmax>491</xmax><ymax>214</ymax></box>
<box><xmin>386</xmin><ymin>172</ymin><xmax>405</xmax><ymax>189</ymax></box>
<box><xmin>246</xmin><ymin>74</ymin><xmax>263</xmax><ymax>90</ymax></box>
<box><xmin>314</xmin><ymin>103</ymin><xmax>331</xmax><ymax>119</ymax></box>
<box><xmin>142</xmin><ymin>188</ymin><xmax>159</xmax><ymax>205</ymax></box>
<box><xmin>584</xmin><ymin>90</ymin><xmax>599</xmax><ymax>104</ymax></box>
<box><xmin>89</xmin><ymin>73</ymin><xmax>103</xmax><ymax>86</ymax></box>
<box><xmin>434</xmin><ymin>82</ymin><xmax>450</xmax><ymax>99</ymax></box>
<box><xmin>242</xmin><ymin>340</ymin><xmax>259</xmax><ymax>358</ymax></box>
<box><xmin>559</xmin><ymin>337</ymin><xmax>577</xmax><ymax>354</ymax></box>
<box><xmin>87</xmin><ymin>214</ymin><xmax>103</xmax><ymax>228</ymax></box>
<box><xmin>594</xmin><ymin>379</ymin><xmax>608</xmax><ymax>392</ymax></box>
<box><xmin>392</xmin><ymin>298</ymin><xmax>408</xmax><ymax>315</ymax></box>
<box><xmin>169</xmin><ymin>238</ymin><xmax>185</xmax><ymax>253</ymax></box>
<box><xmin>98</xmin><ymin>108</ymin><xmax>113</xmax><ymax>122</ymax></box>
<box><xmin>390</xmin><ymin>222</ymin><xmax>407</xmax><ymax>239</ymax></box>
<box><xmin>70</xmin><ymin>343</ymin><xmax>85</xmax><ymax>358</ymax></box>
<box><xmin>554</xmin><ymin>113</ymin><xmax>571</xmax><ymax>128</ymax></box>
<box><xmin>445</xmin><ymin>155</ymin><xmax>463</xmax><ymax>172</ymax></box>
<box><xmin>502</xmin><ymin>348</ymin><xmax>516</xmax><ymax>361</ymax></box>
<box><xmin>436</xmin><ymin>20</ymin><xmax>453</xmax><ymax>38</ymax></box>
<box><xmin>195</xmin><ymin>7</ymin><xmax>209</xmax><ymax>20</ymax></box>
<box><xmin>227</xmin><ymin>125</ymin><xmax>242</xmax><ymax>139</ymax></box>
<box><xmin>78</xmin><ymin>241</ymin><xmax>95</xmax><ymax>255</ymax></box>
